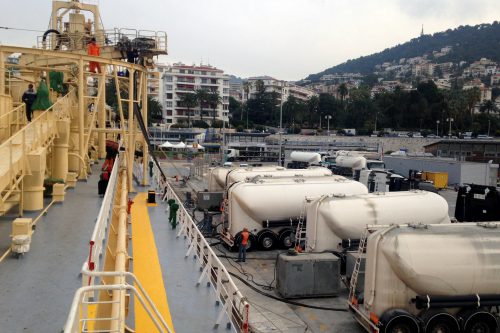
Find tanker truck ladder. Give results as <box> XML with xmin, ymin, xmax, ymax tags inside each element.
<box><xmin>293</xmin><ymin>205</ymin><xmax>307</xmax><ymax>251</ymax></box>
<box><xmin>348</xmin><ymin>227</ymin><xmax>369</xmax><ymax>304</ymax></box>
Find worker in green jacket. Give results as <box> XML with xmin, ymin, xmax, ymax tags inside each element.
<box><xmin>169</xmin><ymin>202</ymin><xmax>179</xmax><ymax>229</ymax></box>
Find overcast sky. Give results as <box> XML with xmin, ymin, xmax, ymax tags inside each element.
<box><xmin>1</xmin><ymin>0</ymin><xmax>499</xmax><ymax>80</ymax></box>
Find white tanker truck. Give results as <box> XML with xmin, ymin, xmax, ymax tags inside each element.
<box><xmin>208</xmin><ymin>166</ymin><xmax>279</xmax><ymax>192</ymax></box>
<box><xmin>220</xmin><ymin>175</ymin><xmax>368</xmax><ymax>250</ymax></box>
<box><xmin>349</xmin><ymin>222</ymin><xmax>500</xmax><ymax>333</ymax></box>
<box><xmin>207</xmin><ymin>165</ymin><xmax>332</xmax><ymax>192</ymax></box>
<box><xmin>305</xmin><ymin>191</ymin><xmax>451</xmax><ymax>252</ymax></box>
<box><xmin>287</xmin><ymin>151</ymin><xmax>322</xmax><ymax>169</ymax></box>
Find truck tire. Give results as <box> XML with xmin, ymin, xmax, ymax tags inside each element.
<box><xmin>421</xmin><ymin>310</ymin><xmax>459</xmax><ymax>333</ymax></box>
<box><xmin>381</xmin><ymin>310</ymin><xmax>419</xmax><ymax>333</ymax></box>
<box><xmin>257</xmin><ymin>230</ymin><xmax>277</xmax><ymax>250</ymax></box>
<box><xmin>461</xmin><ymin>310</ymin><xmax>497</xmax><ymax>333</ymax></box>
<box><xmin>278</xmin><ymin>229</ymin><xmax>294</xmax><ymax>249</ymax></box>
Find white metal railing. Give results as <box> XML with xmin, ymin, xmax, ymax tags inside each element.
<box><xmin>152</xmin><ymin>161</ymin><xmax>251</xmax><ymax>332</ymax></box>
<box><xmin>81</xmin><ymin>154</ymin><xmax>120</xmax><ymax>290</ymax></box>
<box><xmin>37</xmin><ymin>28</ymin><xmax>168</xmax><ymax>54</ymax></box>
<box><xmin>64</xmin><ymin>271</ymin><xmax>173</xmax><ymax>333</ymax></box>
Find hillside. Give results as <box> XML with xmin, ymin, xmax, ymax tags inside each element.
<box><xmin>306</xmin><ymin>21</ymin><xmax>500</xmax><ymax>81</ymax></box>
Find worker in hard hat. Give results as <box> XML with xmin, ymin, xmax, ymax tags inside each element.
<box><xmin>236</xmin><ymin>228</ymin><xmax>250</xmax><ymax>263</ymax></box>
<box><xmin>87</xmin><ymin>37</ymin><xmax>101</xmax><ymax>73</ymax></box>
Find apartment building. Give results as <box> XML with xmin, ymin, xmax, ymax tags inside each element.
<box><xmin>244</xmin><ymin>76</ymin><xmax>317</xmax><ymax>103</ymax></box>
<box><xmin>160</xmin><ymin>63</ymin><xmax>230</xmax><ymax>124</ymax></box>
<box><xmin>412</xmin><ymin>62</ymin><xmax>435</xmax><ymax>78</ymax></box>
<box><xmin>229</xmin><ymin>81</ymin><xmax>243</xmax><ymax>102</ymax></box>
<box><xmin>147</xmin><ymin>69</ymin><xmax>161</xmax><ymax>101</ymax></box>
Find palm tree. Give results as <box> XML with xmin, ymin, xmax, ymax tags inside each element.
<box><xmin>480</xmin><ymin>99</ymin><xmax>498</xmax><ymax>115</ymax></box>
<box><xmin>338</xmin><ymin>83</ymin><xmax>348</xmax><ymax>107</ymax></box>
<box><xmin>195</xmin><ymin>88</ymin><xmax>209</xmax><ymax>122</ymax></box>
<box><xmin>208</xmin><ymin>90</ymin><xmax>222</xmax><ymax>127</ymax></box>
<box><xmin>465</xmin><ymin>87</ymin><xmax>481</xmax><ymax>119</ymax></box>
<box><xmin>179</xmin><ymin>93</ymin><xmax>197</xmax><ymax>128</ymax></box>
<box><xmin>254</xmin><ymin>79</ymin><xmax>265</xmax><ymax>94</ymax></box>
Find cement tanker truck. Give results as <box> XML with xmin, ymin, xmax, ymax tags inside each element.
<box><xmin>220</xmin><ymin>175</ymin><xmax>368</xmax><ymax>250</ymax></box>
<box><xmin>203</xmin><ymin>165</ymin><xmax>333</xmax><ymax>211</ymax></box>
<box><xmin>287</xmin><ymin>151</ymin><xmax>322</xmax><ymax>169</ymax></box>
<box><xmin>349</xmin><ymin>222</ymin><xmax>500</xmax><ymax>333</ymax></box>
<box><xmin>208</xmin><ymin>166</ymin><xmax>279</xmax><ymax>192</ymax></box>
<box><xmin>226</xmin><ymin>166</ymin><xmax>331</xmax><ymax>190</ymax></box>
<box><xmin>333</xmin><ymin>155</ymin><xmax>385</xmax><ymax>179</ymax></box>
<box><xmin>305</xmin><ymin>191</ymin><xmax>451</xmax><ymax>252</ymax></box>
<box><xmin>207</xmin><ymin>165</ymin><xmax>332</xmax><ymax>192</ymax></box>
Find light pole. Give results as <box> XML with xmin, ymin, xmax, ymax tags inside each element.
<box><xmin>488</xmin><ymin>119</ymin><xmax>491</xmax><ymax>137</ymax></box>
<box><xmin>436</xmin><ymin>120</ymin><xmax>440</xmax><ymax>137</ymax></box>
<box><xmin>325</xmin><ymin>115</ymin><xmax>332</xmax><ymax>135</ymax></box>
<box><xmin>278</xmin><ymin>88</ymin><xmax>284</xmax><ymax>166</ymax></box>
<box><xmin>374</xmin><ymin>112</ymin><xmax>378</xmax><ymax>133</ymax></box>
<box><xmin>446</xmin><ymin>118</ymin><xmax>454</xmax><ymax>137</ymax></box>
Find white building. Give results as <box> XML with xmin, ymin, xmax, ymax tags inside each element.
<box><xmin>244</xmin><ymin>76</ymin><xmax>317</xmax><ymax>103</ymax></box>
<box><xmin>160</xmin><ymin>63</ymin><xmax>230</xmax><ymax>125</ymax></box>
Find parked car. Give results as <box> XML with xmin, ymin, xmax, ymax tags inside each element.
<box><xmin>426</xmin><ymin>134</ymin><xmax>440</xmax><ymax>139</ymax></box>
<box><xmin>477</xmin><ymin>134</ymin><xmax>493</xmax><ymax>139</ymax></box>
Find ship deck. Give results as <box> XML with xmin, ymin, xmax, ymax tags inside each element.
<box><xmin>0</xmin><ymin>161</ymin><xmax>231</xmax><ymax>333</ymax></box>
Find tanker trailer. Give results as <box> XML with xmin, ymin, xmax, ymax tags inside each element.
<box><xmin>334</xmin><ymin>155</ymin><xmax>367</xmax><ymax>179</ymax></box>
<box><xmin>226</xmin><ymin>166</ymin><xmax>332</xmax><ymax>189</ymax></box>
<box><xmin>221</xmin><ymin>176</ymin><xmax>368</xmax><ymax>250</ymax></box>
<box><xmin>207</xmin><ymin>166</ymin><xmax>235</xmax><ymax>192</ymax></box>
<box><xmin>287</xmin><ymin>151</ymin><xmax>322</xmax><ymax>169</ymax></box>
<box><xmin>305</xmin><ymin>191</ymin><xmax>451</xmax><ymax>252</ymax></box>
<box><xmin>349</xmin><ymin>222</ymin><xmax>500</xmax><ymax>333</ymax></box>
<box><xmin>207</xmin><ymin>165</ymin><xmax>309</xmax><ymax>192</ymax></box>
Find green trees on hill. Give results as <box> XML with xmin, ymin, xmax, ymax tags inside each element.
<box><xmin>307</xmin><ymin>21</ymin><xmax>500</xmax><ymax>81</ymax></box>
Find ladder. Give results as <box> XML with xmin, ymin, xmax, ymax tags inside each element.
<box><xmin>294</xmin><ymin>205</ymin><xmax>307</xmax><ymax>250</ymax></box>
<box><xmin>349</xmin><ymin>227</ymin><xmax>369</xmax><ymax>304</ymax></box>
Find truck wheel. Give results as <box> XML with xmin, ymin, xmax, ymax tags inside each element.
<box><xmin>278</xmin><ymin>229</ymin><xmax>294</xmax><ymax>249</ymax></box>
<box><xmin>461</xmin><ymin>311</ymin><xmax>497</xmax><ymax>333</ymax></box>
<box><xmin>381</xmin><ymin>310</ymin><xmax>419</xmax><ymax>333</ymax></box>
<box><xmin>257</xmin><ymin>230</ymin><xmax>277</xmax><ymax>250</ymax></box>
<box><xmin>421</xmin><ymin>311</ymin><xmax>459</xmax><ymax>333</ymax></box>
<box><xmin>385</xmin><ymin>319</ymin><xmax>418</xmax><ymax>333</ymax></box>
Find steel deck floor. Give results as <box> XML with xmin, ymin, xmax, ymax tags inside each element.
<box><xmin>139</xmin><ymin>183</ymin><xmax>234</xmax><ymax>333</ymax></box>
<box><xmin>0</xmin><ymin>164</ymin><xmax>103</xmax><ymax>333</ymax></box>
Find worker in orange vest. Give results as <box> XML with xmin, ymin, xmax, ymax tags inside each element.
<box><xmin>87</xmin><ymin>37</ymin><xmax>101</xmax><ymax>73</ymax></box>
<box><xmin>237</xmin><ymin>228</ymin><xmax>250</xmax><ymax>263</ymax></box>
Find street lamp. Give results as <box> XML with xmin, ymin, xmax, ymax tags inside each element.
<box><xmin>488</xmin><ymin>119</ymin><xmax>491</xmax><ymax>137</ymax></box>
<box><xmin>325</xmin><ymin>115</ymin><xmax>332</xmax><ymax>135</ymax></box>
<box><xmin>446</xmin><ymin>118</ymin><xmax>454</xmax><ymax>137</ymax></box>
<box><xmin>278</xmin><ymin>88</ymin><xmax>285</xmax><ymax>166</ymax></box>
<box><xmin>436</xmin><ymin>120</ymin><xmax>440</xmax><ymax>137</ymax></box>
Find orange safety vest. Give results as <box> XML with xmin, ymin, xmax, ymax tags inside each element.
<box><xmin>87</xmin><ymin>43</ymin><xmax>100</xmax><ymax>56</ymax></box>
<box><xmin>241</xmin><ymin>231</ymin><xmax>249</xmax><ymax>246</ymax></box>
